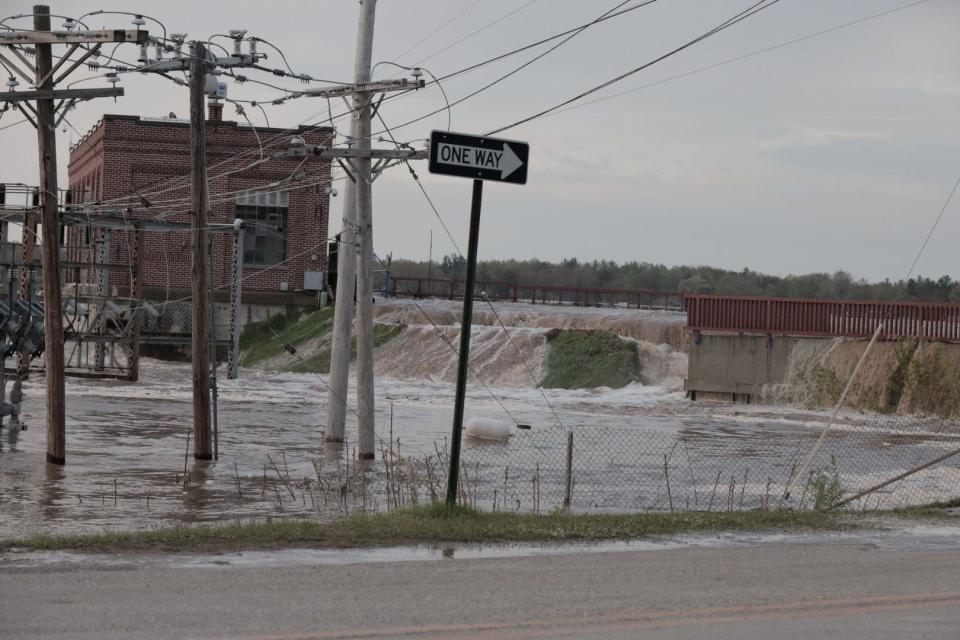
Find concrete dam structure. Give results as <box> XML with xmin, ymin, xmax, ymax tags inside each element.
<box><xmin>683</xmin><ymin>294</ymin><xmax>960</xmax><ymax>404</ymax></box>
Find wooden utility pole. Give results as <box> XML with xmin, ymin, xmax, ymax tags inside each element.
<box><xmin>353</xmin><ymin>0</ymin><xmax>378</xmax><ymax>460</ymax></box>
<box><xmin>326</xmin><ymin>0</ymin><xmax>377</xmax><ymax>448</ymax></box>
<box><xmin>33</xmin><ymin>5</ymin><xmax>66</xmax><ymax>465</ymax></box>
<box><xmin>325</xmin><ymin>170</ymin><xmax>358</xmax><ymax>442</ymax></box>
<box><xmin>190</xmin><ymin>41</ymin><xmax>212</xmax><ymax>460</ymax></box>
<box><xmin>0</xmin><ymin>7</ymin><xmax>138</xmax><ymax>462</ymax></box>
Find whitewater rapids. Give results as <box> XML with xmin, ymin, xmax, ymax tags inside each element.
<box><xmin>370</xmin><ymin>299</ymin><xmax>688</xmax><ymax>389</ymax></box>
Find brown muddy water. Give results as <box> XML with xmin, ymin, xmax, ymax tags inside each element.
<box><xmin>1</xmin><ymin>355</ymin><xmax>958</xmax><ymax>539</ymax></box>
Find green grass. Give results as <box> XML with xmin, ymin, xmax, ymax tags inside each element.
<box><xmin>888</xmin><ymin>497</ymin><xmax>960</xmax><ymax>518</ymax></box>
<box><xmin>0</xmin><ymin>504</ymin><xmax>851</xmax><ymax>554</ymax></box>
<box><xmin>239</xmin><ymin>307</ymin><xmax>402</xmax><ymax>372</ymax></box>
<box><xmin>286</xmin><ymin>323</ymin><xmax>403</xmax><ymax>374</ymax></box>
<box><xmin>540</xmin><ymin>329</ymin><xmax>639</xmax><ymax>389</ymax></box>
<box><xmin>239</xmin><ymin>307</ymin><xmax>335</xmax><ymax>367</ymax></box>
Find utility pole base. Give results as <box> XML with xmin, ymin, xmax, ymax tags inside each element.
<box><xmin>46</xmin><ymin>453</ymin><xmax>65</xmax><ymax>465</ymax></box>
<box><xmin>194</xmin><ymin>453</ymin><xmax>213</xmax><ymax>461</ymax></box>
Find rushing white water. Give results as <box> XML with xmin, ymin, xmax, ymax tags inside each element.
<box><xmin>374</xmin><ymin>324</ymin><xmax>550</xmax><ymax>387</ymax></box>
<box><xmin>371</xmin><ymin>299</ymin><xmax>687</xmax><ymax>389</ymax></box>
<box><xmin>373</xmin><ymin>299</ymin><xmax>688</xmax><ymax>349</ymax></box>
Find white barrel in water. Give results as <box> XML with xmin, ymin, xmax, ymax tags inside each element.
<box><xmin>464</xmin><ymin>417</ymin><xmax>512</xmax><ymax>442</ymax></box>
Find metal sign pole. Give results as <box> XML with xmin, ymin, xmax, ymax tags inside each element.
<box><xmin>445</xmin><ymin>179</ymin><xmax>484</xmax><ymax>506</ymax></box>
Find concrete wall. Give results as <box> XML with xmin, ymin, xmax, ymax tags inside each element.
<box><xmin>685</xmin><ymin>332</ymin><xmax>830</xmax><ymax>402</ymax></box>
<box><xmin>140</xmin><ymin>296</ymin><xmax>319</xmax><ymax>340</ymax></box>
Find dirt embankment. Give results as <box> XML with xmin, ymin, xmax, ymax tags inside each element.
<box><xmin>763</xmin><ymin>338</ymin><xmax>960</xmax><ymax>418</ymax></box>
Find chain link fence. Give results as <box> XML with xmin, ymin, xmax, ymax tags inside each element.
<box><xmin>292</xmin><ymin>417</ymin><xmax>960</xmax><ymax>518</ymax></box>
<box><xmin>451</xmin><ymin>419</ymin><xmax>960</xmax><ymax>514</ymax></box>
<box><xmin>141</xmin><ymin>300</ymin><xmax>193</xmax><ymax>335</ymax></box>
<box><xmin>6</xmin><ymin>416</ymin><xmax>958</xmax><ymax>537</ymax></box>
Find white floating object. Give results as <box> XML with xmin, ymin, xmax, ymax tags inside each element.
<box><xmin>465</xmin><ymin>417</ymin><xmax>512</xmax><ymax>442</ymax></box>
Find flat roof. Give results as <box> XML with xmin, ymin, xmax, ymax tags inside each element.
<box><xmin>102</xmin><ymin>113</ymin><xmax>334</xmax><ymax>134</ymax></box>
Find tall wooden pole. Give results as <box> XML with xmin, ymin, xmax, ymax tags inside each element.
<box><xmin>326</xmin><ymin>0</ymin><xmax>376</xmax><ymax>446</ymax></box>
<box><xmin>33</xmin><ymin>5</ymin><xmax>66</xmax><ymax>465</ymax></box>
<box><xmin>190</xmin><ymin>41</ymin><xmax>212</xmax><ymax>460</ymax></box>
<box><xmin>353</xmin><ymin>0</ymin><xmax>378</xmax><ymax>460</ymax></box>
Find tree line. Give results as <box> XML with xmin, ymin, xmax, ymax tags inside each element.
<box><xmin>388</xmin><ymin>255</ymin><xmax>960</xmax><ymax>303</ymax></box>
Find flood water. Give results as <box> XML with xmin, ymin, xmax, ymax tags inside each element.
<box><xmin>1</xmin><ymin>300</ymin><xmax>959</xmax><ymax>537</ymax></box>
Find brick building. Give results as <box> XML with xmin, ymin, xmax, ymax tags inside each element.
<box><xmin>66</xmin><ymin>112</ymin><xmax>334</xmax><ymax>320</ymax></box>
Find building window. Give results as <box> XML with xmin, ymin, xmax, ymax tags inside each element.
<box><xmin>235</xmin><ymin>190</ymin><xmax>289</xmax><ymax>266</ymax></box>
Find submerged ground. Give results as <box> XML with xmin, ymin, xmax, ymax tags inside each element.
<box><xmin>0</xmin><ymin>300</ymin><xmax>958</xmax><ymax>539</ymax></box>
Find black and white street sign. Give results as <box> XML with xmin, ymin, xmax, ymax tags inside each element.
<box><xmin>428</xmin><ymin>130</ymin><xmax>529</xmax><ymax>185</ymax></box>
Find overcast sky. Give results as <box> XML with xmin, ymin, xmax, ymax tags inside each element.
<box><xmin>1</xmin><ymin>0</ymin><xmax>958</xmax><ymax>282</ymax></box>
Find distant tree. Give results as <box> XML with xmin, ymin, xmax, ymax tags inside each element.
<box><xmin>388</xmin><ymin>257</ymin><xmax>960</xmax><ymax>303</ymax></box>
<box><xmin>440</xmin><ymin>253</ymin><xmax>466</xmax><ymax>279</ymax></box>
<box><xmin>678</xmin><ymin>274</ymin><xmax>713</xmax><ymax>294</ymax></box>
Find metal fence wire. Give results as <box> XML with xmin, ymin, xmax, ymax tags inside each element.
<box><xmin>449</xmin><ymin>419</ymin><xmax>960</xmax><ymax>514</ymax></box>
<box><xmin>9</xmin><ymin>417</ymin><xmax>956</xmax><ymax>536</ymax></box>
<box><xmin>141</xmin><ymin>300</ymin><xmax>192</xmax><ymax>335</ymax></box>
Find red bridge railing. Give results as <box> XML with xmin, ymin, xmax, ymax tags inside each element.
<box><xmin>684</xmin><ymin>294</ymin><xmax>960</xmax><ymax>341</ymax></box>
<box><xmin>389</xmin><ymin>276</ymin><xmax>683</xmax><ymax>310</ymax></box>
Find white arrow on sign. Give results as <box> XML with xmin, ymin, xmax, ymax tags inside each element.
<box><xmin>499</xmin><ymin>143</ymin><xmax>523</xmax><ymax>180</ymax></box>
<box><xmin>437</xmin><ymin>141</ymin><xmax>525</xmax><ymax>180</ymax></box>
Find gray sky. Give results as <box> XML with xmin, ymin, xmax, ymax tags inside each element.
<box><xmin>1</xmin><ymin>0</ymin><xmax>958</xmax><ymax>282</ymax></box>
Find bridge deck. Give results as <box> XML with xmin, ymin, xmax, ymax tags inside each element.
<box><xmin>685</xmin><ymin>294</ymin><xmax>960</xmax><ymax>342</ymax></box>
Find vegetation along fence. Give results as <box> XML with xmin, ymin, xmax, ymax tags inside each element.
<box><xmin>34</xmin><ymin>418</ymin><xmax>958</xmax><ymax>529</ymax></box>
<box><xmin>233</xmin><ymin>418</ymin><xmax>960</xmax><ymax>520</ymax></box>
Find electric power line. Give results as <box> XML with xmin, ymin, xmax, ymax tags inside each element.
<box><xmin>486</xmin><ymin>0</ymin><xmax>785</xmax><ymax>135</ymax></box>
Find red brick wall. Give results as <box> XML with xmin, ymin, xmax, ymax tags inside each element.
<box><xmin>66</xmin><ymin>114</ymin><xmax>333</xmax><ymax>296</ymax></box>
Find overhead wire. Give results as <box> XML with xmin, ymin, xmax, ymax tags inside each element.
<box><xmin>408</xmin><ymin>0</ymin><xmax>542</xmax><ymax>68</ymax></box>
<box><xmin>375</xmin><ymin>109</ymin><xmax>564</xmax><ymax>429</ymax></box>
<box><xmin>486</xmin><ymin>0</ymin><xmax>785</xmax><ymax>135</ymax></box>
<box><xmin>1</xmin><ymin>0</ymin><xmax>840</xmax><ymax>392</ymax></box>
<box><xmin>373</xmin><ymin>61</ymin><xmax>452</xmax><ymax>131</ymax></box>
<box><xmin>91</xmin><ymin>0</ymin><xmax>928</xmax><ymax>164</ymax></box>
<box><xmin>366</xmin><ymin>0</ymin><xmax>662</xmax><ymax>140</ymax></box>
<box><xmin>63</xmin><ymin>0</ymin><xmax>663</xmax><ymax>211</ymax></box>
<box><xmin>371</xmin><ymin>249</ymin><xmax>523</xmax><ymax>426</ymax></box>
<box><xmin>248</xmin><ymin>35</ymin><xmax>350</xmax><ymax>84</ymax></box>
<box><xmin>391</xmin><ymin>0</ymin><xmax>483</xmax><ymax>62</ymax></box>
<box><xmin>543</xmin><ymin>0</ymin><xmax>936</xmax><ymax>119</ymax></box>
<box><xmin>75</xmin><ymin>10</ymin><xmax>168</xmax><ymax>42</ymax></box>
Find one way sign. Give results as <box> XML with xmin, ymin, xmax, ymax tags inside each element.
<box><xmin>429</xmin><ymin>130</ymin><xmax>529</xmax><ymax>185</ymax></box>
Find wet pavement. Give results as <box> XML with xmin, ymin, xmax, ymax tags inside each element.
<box><xmin>1</xmin><ymin>516</ymin><xmax>959</xmax><ymax>572</ymax></box>
<box><xmin>2</xmin><ymin>522</ymin><xmax>959</xmax><ymax>640</ymax></box>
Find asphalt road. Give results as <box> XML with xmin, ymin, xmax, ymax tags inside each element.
<box><xmin>2</xmin><ymin>536</ymin><xmax>959</xmax><ymax>639</ymax></box>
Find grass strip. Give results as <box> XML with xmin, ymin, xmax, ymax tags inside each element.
<box><xmin>2</xmin><ymin>504</ymin><xmax>853</xmax><ymax>554</ymax></box>
<box><xmin>886</xmin><ymin>497</ymin><xmax>960</xmax><ymax>518</ymax></box>
<box><xmin>286</xmin><ymin>323</ymin><xmax>403</xmax><ymax>374</ymax></box>
<box><xmin>541</xmin><ymin>329</ymin><xmax>639</xmax><ymax>389</ymax></box>
<box><xmin>239</xmin><ymin>307</ymin><xmax>335</xmax><ymax>367</ymax></box>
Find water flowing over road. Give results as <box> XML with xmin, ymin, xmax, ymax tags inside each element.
<box><xmin>1</xmin><ymin>301</ymin><xmax>958</xmax><ymax>536</ymax></box>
